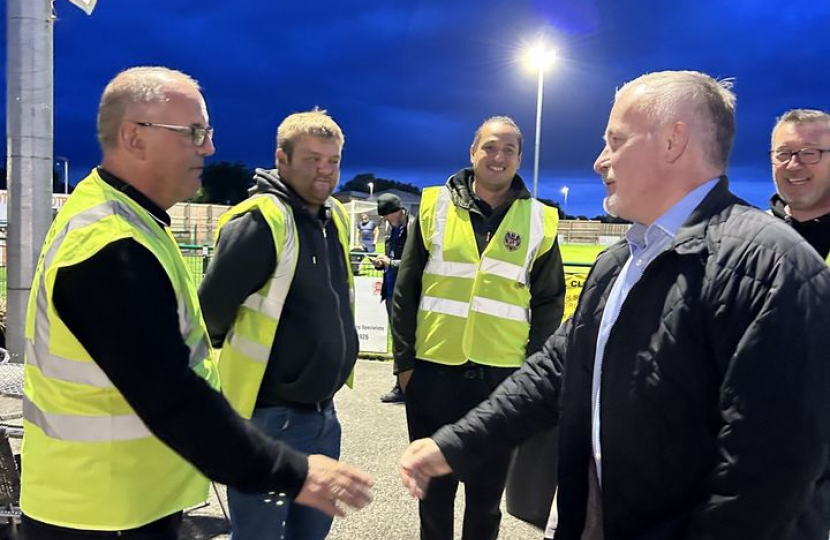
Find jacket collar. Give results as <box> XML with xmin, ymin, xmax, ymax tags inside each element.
<box><xmin>670</xmin><ymin>176</ymin><xmax>739</xmax><ymax>255</ymax></box>
<box><xmin>445</xmin><ymin>167</ymin><xmax>530</xmax><ymax>213</ymax></box>
<box><xmin>253</xmin><ymin>167</ymin><xmax>333</xmax><ymax>220</ymax></box>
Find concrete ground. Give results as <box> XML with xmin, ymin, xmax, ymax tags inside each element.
<box><xmin>0</xmin><ymin>360</ymin><xmax>544</xmax><ymax>540</ymax></box>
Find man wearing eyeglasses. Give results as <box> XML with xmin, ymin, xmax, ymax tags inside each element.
<box><xmin>769</xmin><ymin>109</ymin><xmax>830</xmax><ymax>261</ymax></box>
<box><xmin>199</xmin><ymin>110</ymin><xmax>361</xmax><ymax>540</ymax></box>
<box><xmin>20</xmin><ymin>68</ymin><xmax>372</xmax><ymax>540</ymax></box>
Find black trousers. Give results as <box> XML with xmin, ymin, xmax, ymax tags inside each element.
<box><xmin>405</xmin><ymin>359</ymin><xmax>515</xmax><ymax>540</ymax></box>
<box><xmin>21</xmin><ymin>513</ymin><xmax>183</xmax><ymax>540</ymax></box>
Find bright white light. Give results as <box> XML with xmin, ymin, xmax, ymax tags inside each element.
<box><xmin>560</xmin><ymin>186</ymin><xmax>569</xmax><ymax>195</ymax></box>
<box><xmin>524</xmin><ymin>42</ymin><xmax>557</xmax><ymax>71</ymax></box>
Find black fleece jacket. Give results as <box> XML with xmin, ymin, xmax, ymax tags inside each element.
<box><xmin>52</xmin><ymin>168</ymin><xmax>308</xmax><ymax>500</ymax></box>
<box><xmin>769</xmin><ymin>193</ymin><xmax>830</xmax><ymax>259</ymax></box>
<box><xmin>198</xmin><ymin>168</ymin><xmax>358</xmax><ymax>406</ymax></box>
<box><xmin>392</xmin><ymin>167</ymin><xmax>566</xmax><ymax>374</ymax></box>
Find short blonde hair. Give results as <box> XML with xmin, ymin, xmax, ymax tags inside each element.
<box><xmin>617</xmin><ymin>70</ymin><xmax>736</xmax><ymax>170</ymax></box>
<box><xmin>97</xmin><ymin>66</ymin><xmax>200</xmax><ymax>150</ymax></box>
<box><xmin>277</xmin><ymin>109</ymin><xmax>344</xmax><ymax>160</ymax></box>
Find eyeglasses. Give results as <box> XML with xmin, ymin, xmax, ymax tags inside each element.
<box><xmin>132</xmin><ymin>121</ymin><xmax>214</xmax><ymax>147</ymax></box>
<box><xmin>771</xmin><ymin>148</ymin><xmax>830</xmax><ymax>165</ymax></box>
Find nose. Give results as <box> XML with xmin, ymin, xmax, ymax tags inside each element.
<box><xmin>785</xmin><ymin>154</ymin><xmax>804</xmax><ymax>170</ymax></box>
<box><xmin>593</xmin><ymin>146</ymin><xmax>610</xmax><ymax>175</ymax></box>
<box><xmin>198</xmin><ymin>134</ymin><xmax>216</xmax><ymax>157</ymax></box>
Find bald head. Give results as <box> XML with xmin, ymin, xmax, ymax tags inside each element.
<box><xmin>97</xmin><ymin>66</ymin><xmax>201</xmax><ymax>150</ymax></box>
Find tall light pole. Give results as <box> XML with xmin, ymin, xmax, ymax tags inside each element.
<box><xmin>560</xmin><ymin>185</ymin><xmax>570</xmax><ymax>212</ymax></box>
<box><xmin>523</xmin><ymin>41</ymin><xmax>557</xmax><ymax>198</ymax></box>
<box><xmin>367</xmin><ymin>181</ymin><xmax>374</xmax><ymax>199</ymax></box>
<box><xmin>55</xmin><ymin>155</ymin><xmax>70</xmax><ymax>194</ymax></box>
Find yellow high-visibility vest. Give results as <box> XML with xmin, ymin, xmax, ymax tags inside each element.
<box><xmin>21</xmin><ymin>169</ymin><xmax>218</xmax><ymax>530</ymax></box>
<box><xmin>415</xmin><ymin>186</ymin><xmax>559</xmax><ymax>367</ymax></box>
<box><xmin>216</xmin><ymin>194</ymin><xmax>354</xmax><ymax>419</ymax></box>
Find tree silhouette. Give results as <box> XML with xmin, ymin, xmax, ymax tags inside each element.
<box><xmin>191</xmin><ymin>161</ymin><xmax>254</xmax><ymax>205</ymax></box>
<box><xmin>340</xmin><ymin>173</ymin><xmax>421</xmax><ymax>195</ymax></box>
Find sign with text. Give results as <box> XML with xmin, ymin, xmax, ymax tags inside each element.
<box><xmin>354</xmin><ymin>275</ymin><xmax>389</xmax><ymax>353</ymax></box>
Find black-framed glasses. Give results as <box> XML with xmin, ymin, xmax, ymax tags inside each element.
<box><xmin>771</xmin><ymin>147</ymin><xmax>830</xmax><ymax>165</ymax></box>
<box><xmin>132</xmin><ymin>121</ymin><xmax>214</xmax><ymax>147</ymax></box>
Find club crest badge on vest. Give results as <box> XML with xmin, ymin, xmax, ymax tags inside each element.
<box><xmin>503</xmin><ymin>231</ymin><xmax>522</xmax><ymax>252</ymax></box>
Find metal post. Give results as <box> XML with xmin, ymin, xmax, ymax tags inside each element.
<box><xmin>6</xmin><ymin>0</ymin><xmax>54</xmax><ymax>362</ymax></box>
<box><xmin>63</xmin><ymin>158</ymin><xmax>68</xmax><ymax>194</ymax></box>
<box><xmin>532</xmin><ymin>67</ymin><xmax>544</xmax><ymax>198</ymax></box>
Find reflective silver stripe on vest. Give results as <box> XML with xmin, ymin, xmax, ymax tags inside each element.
<box><xmin>31</xmin><ymin>200</ymin><xmax>205</xmax><ymax>383</ymax></box>
<box><xmin>189</xmin><ymin>338</ymin><xmax>210</xmax><ymax>368</ymax></box>
<box><xmin>25</xmin><ymin>340</ymin><xmax>114</xmax><ymax>388</ymax></box>
<box><xmin>424</xmin><ymin>260</ymin><xmax>477</xmax><ymax>278</ymax></box>
<box><xmin>419</xmin><ymin>295</ymin><xmax>469</xmax><ymax>318</ymax></box>
<box><xmin>330</xmin><ymin>201</ymin><xmax>356</xmax><ymax>304</ymax></box>
<box><xmin>226</xmin><ymin>328</ymin><xmax>272</xmax><ymax>364</ymax></box>
<box><xmin>521</xmin><ymin>199</ymin><xmax>547</xmax><ymax>285</ymax></box>
<box><xmin>228</xmin><ymin>194</ymin><xmax>298</xmax><ymax>364</ymax></box>
<box><xmin>471</xmin><ymin>296</ymin><xmax>529</xmax><ymax>322</ymax></box>
<box><xmin>478</xmin><ymin>257</ymin><xmax>524</xmax><ymax>282</ymax></box>
<box><xmin>23</xmin><ymin>395</ymin><xmax>151</xmax><ymax>442</ymax></box>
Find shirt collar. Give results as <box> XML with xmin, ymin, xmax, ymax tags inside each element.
<box><xmin>626</xmin><ymin>177</ymin><xmax>720</xmax><ymax>252</ymax></box>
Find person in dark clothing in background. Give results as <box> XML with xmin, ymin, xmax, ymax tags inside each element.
<box><xmin>199</xmin><ymin>109</ymin><xmax>370</xmax><ymax>540</ymax></box>
<box><xmin>392</xmin><ymin>115</ymin><xmax>565</xmax><ymax>540</ymax></box>
<box><xmin>769</xmin><ymin>109</ymin><xmax>830</xmax><ymax>260</ymax></box>
<box><xmin>372</xmin><ymin>193</ymin><xmax>411</xmax><ymax>404</ymax></box>
<box><xmin>400</xmin><ymin>71</ymin><xmax>830</xmax><ymax>540</ymax></box>
<box><xmin>20</xmin><ymin>68</ymin><xmax>372</xmax><ymax>540</ymax></box>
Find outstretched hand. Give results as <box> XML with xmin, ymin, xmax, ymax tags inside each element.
<box><xmin>295</xmin><ymin>454</ymin><xmax>374</xmax><ymax>517</ymax></box>
<box><xmin>399</xmin><ymin>438</ymin><xmax>452</xmax><ymax>499</ymax></box>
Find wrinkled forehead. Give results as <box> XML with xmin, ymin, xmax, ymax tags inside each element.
<box><xmin>773</xmin><ymin>120</ymin><xmax>830</xmax><ymax>146</ymax></box>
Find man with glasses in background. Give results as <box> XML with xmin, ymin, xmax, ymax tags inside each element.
<box><xmin>20</xmin><ymin>67</ymin><xmax>372</xmax><ymax>540</ymax></box>
<box><xmin>769</xmin><ymin>109</ymin><xmax>830</xmax><ymax>260</ymax></box>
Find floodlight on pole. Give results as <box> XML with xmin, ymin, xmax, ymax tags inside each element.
<box><xmin>55</xmin><ymin>155</ymin><xmax>70</xmax><ymax>194</ymax></box>
<box><xmin>522</xmin><ymin>40</ymin><xmax>557</xmax><ymax>198</ymax></box>
<box><xmin>367</xmin><ymin>181</ymin><xmax>374</xmax><ymax>199</ymax></box>
<box><xmin>560</xmin><ymin>185</ymin><xmax>570</xmax><ymax>212</ymax></box>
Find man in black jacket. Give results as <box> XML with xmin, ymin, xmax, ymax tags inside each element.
<box><xmin>393</xmin><ymin>116</ymin><xmax>565</xmax><ymax>540</ymax></box>
<box><xmin>769</xmin><ymin>109</ymin><xmax>830</xmax><ymax>259</ymax></box>
<box><xmin>400</xmin><ymin>71</ymin><xmax>830</xmax><ymax>540</ymax></box>
<box><xmin>21</xmin><ymin>68</ymin><xmax>372</xmax><ymax>540</ymax></box>
<box><xmin>373</xmin><ymin>193</ymin><xmax>411</xmax><ymax>404</ymax></box>
<box><xmin>199</xmin><ymin>110</ymin><xmax>367</xmax><ymax>540</ymax></box>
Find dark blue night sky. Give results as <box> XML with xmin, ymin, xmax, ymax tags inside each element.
<box><xmin>3</xmin><ymin>0</ymin><xmax>830</xmax><ymax>216</ymax></box>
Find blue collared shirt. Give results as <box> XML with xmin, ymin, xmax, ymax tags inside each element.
<box><xmin>591</xmin><ymin>178</ymin><xmax>719</xmax><ymax>486</ymax></box>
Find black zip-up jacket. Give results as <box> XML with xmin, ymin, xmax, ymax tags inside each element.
<box><xmin>433</xmin><ymin>178</ymin><xmax>830</xmax><ymax>540</ymax></box>
<box><xmin>392</xmin><ymin>167</ymin><xmax>565</xmax><ymax>374</ymax></box>
<box><xmin>199</xmin><ymin>168</ymin><xmax>358</xmax><ymax>406</ymax></box>
<box><xmin>51</xmin><ymin>168</ymin><xmax>308</xmax><ymax>506</ymax></box>
<box><xmin>770</xmin><ymin>193</ymin><xmax>830</xmax><ymax>259</ymax></box>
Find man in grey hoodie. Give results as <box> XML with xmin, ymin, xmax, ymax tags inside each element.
<box><xmin>199</xmin><ymin>109</ymin><xmax>363</xmax><ymax>540</ymax></box>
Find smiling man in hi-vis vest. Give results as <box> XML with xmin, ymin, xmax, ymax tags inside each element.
<box><xmin>391</xmin><ymin>116</ymin><xmax>565</xmax><ymax>540</ymax></box>
<box><xmin>20</xmin><ymin>69</ymin><xmax>372</xmax><ymax>540</ymax></box>
<box><xmin>198</xmin><ymin>109</ymin><xmax>367</xmax><ymax>540</ymax></box>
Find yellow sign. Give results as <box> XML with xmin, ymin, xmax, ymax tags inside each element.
<box><xmin>563</xmin><ymin>273</ymin><xmax>587</xmax><ymax>320</ymax></box>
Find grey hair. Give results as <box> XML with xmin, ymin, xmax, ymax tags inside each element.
<box><xmin>771</xmin><ymin>109</ymin><xmax>830</xmax><ymax>147</ymax></box>
<box><xmin>617</xmin><ymin>70</ymin><xmax>736</xmax><ymax>170</ymax></box>
<box><xmin>97</xmin><ymin>66</ymin><xmax>200</xmax><ymax>150</ymax></box>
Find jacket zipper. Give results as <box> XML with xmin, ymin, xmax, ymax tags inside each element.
<box><xmin>318</xmin><ymin>216</ymin><xmax>349</xmax><ymax>397</ymax></box>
